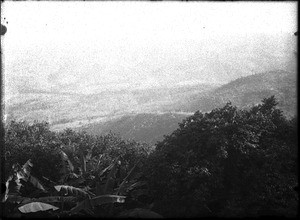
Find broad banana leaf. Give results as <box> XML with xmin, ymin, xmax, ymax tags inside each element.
<box><xmin>18</xmin><ymin>202</ymin><xmax>59</xmax><ymax>213</ymax></box>
<box><xmin>54</xmin><ymin>185</ymin><xmax>90</xmax><ymax>199</ymax></box>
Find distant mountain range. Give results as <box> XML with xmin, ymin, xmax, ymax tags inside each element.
<box><xmin>77</xmin><ymin>68</ymin><xmax>297</xmax><ymax>145</ymax></box>
<box><xmin>4</xmin><ymin>33</ymin><xmax>297</xmax><ymax>145</ymax></box>
<box><xmin>5</xmin><ymin>83</ymin><xmax>215</xmax><ymax>131</ymax></box>
<box><xmin>180</xmin><ymin>69</ymin><xmax>297</xmax><ymax>117</ymax></box>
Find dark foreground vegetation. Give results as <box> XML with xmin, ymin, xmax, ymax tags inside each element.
<box><xmin>1</xmin><ymin>96</ymin><xmax>298</xmax><ymax>218</ymax></box>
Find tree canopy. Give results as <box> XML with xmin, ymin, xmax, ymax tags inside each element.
<box><xmin>144</xmin><ymin>96</ymin><xmax>297</xmax><ymax>217</ymax></box>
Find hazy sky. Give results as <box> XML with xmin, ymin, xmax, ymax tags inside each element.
<box><xmin>2</xmin><ymin>2</ymin><xmax>297</xmax><ymax>45</ymax></box>
<box><xmin>1</xmin><ymin>1</ymin><xmax>297</xmax><ymax>96</ymax></box>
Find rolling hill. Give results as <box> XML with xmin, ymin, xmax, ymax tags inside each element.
<box><xmin>179</xmin><ymin>69</ymin><xmax>297</xmax><ymax>118</ymax></box>
<box><xmin>5</xmin><ymin>83</ymin><xmax>215</xmax><ymax>131</ymax></box>
<box><xmin>77</xmin><ymin>68</ymin><xmax>297</xmax><ymax>145</ymax></box>
<box><xmin>77</xmin><ymin>112</ymin><xmax>192</xmax><ymax>146</ymax></box>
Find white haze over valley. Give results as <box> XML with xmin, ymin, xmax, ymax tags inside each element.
<box><xmin>1</xmin><ymin>1</ymin><xmax>297</xmax><ymax>133</ymax></box>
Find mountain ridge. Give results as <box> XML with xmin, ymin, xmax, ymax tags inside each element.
<box><xmin>180</xmin><ymin>69</ymin><xmax>297</xmax><ymax>117</ymax></box>
<box><xmin>76</xmin><ymin>68</ymin><xmax>297</xmax><ymax>145</ymax></box>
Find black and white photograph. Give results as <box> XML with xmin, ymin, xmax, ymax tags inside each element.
<box><xmin>0</xmin><ymin>0</ymin><xmax>298</xmax><ymax>218</ymax></box>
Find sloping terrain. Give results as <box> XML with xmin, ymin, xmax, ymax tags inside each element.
<box><xmin>181</xmin><ymin>69</ymin><xmax>297</xmax><ymax>117</ymax></box>
<box><xmin>77</xmin><ymin>112</ymin><xmax>192</xmax><ymax>146</ymax></box>
<box><xmin>5</xmin><ymin>83</ymin><xmax>214</xmax><ymax>131</ymax></box>
<box><xmin>78</xmin><ymin>68</ymin><xmax>296</xmax><ymax>145</ymax></box>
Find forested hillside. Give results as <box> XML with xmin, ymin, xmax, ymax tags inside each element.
<box><xmin>2</xmin><ymin>97</ymin><xmax>297</xmax><ymax>218</ymax></box>
<box><xmin>78</xmin><ymin>113</ymin><xmax>191</xmax><ymax>146</ymax></box>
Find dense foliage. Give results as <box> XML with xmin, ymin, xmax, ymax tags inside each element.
<box><xmin>3</xmin><ymin>123</ymin><xmax>152</xmax><ymax>182</ymax></box>
<box><xmin>144</xmin><ymin>96</ymin><xmax>298</xmax><ymax>217</ymax></box>
<box><xmin>1</xmin><ymin>96</ymin><xmax>298</xmax><ymax>217</ymax></box>
<box><xmin>2</xmin><ymin>122</ymin><xmax>154</xmax><ymax>217</ymax></box>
